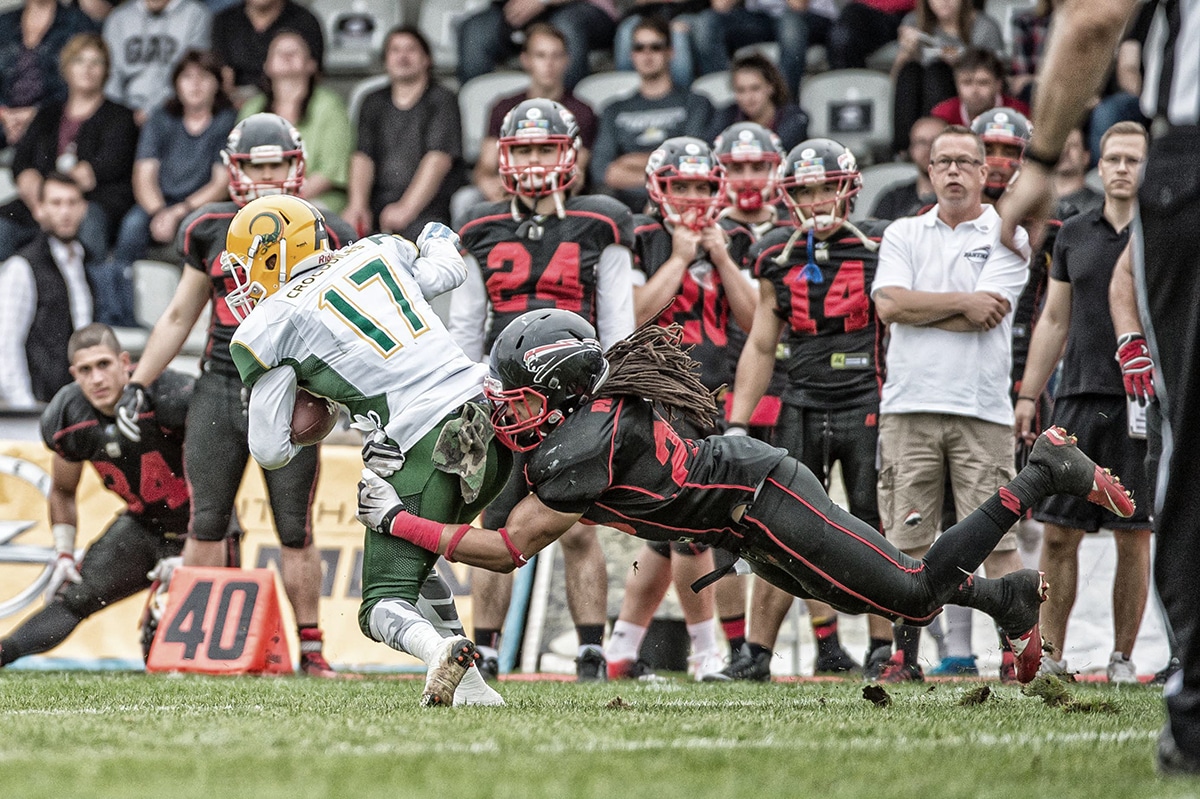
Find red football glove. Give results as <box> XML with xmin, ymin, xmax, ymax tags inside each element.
<box><xmin>1116</xmin><ymin>333</ymin><xmax>1155</xmax><ymax>405</ymax></box>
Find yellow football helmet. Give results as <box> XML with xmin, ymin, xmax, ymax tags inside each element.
<box><xmin>222</xmin><ymin>195</ymin><xmax>332</xmax><ymax>321</ymax></box>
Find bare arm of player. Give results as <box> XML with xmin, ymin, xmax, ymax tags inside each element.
<box><xmin>1109</xmin><ymin>241</ymin><xmax>1141</xmax><ymax>335</ymax></box>
<box><xmin>447</xmin><ymin>254</ymin><xmax>489</xmax><ymax>363</ymax></box>
<box><xmin>729</xmin><ymin>279</ymin><xmax>783</xmax><ymax>427</ymax></box>
<box><xmin>48</xmin><ymin>455</ymin><xmax>83</xmax><ymax>529</ymax></box>
<box><xmin>633</xmin><ymin>225</ymin><xmax>698</xmax><ymax>325</ymax></box>
<box><xmin>700</xmin><ymin>224</ymin><xmax>756</xmax><ymax>331</ymax></box>
<box><xmin>1000</xmin><ymin>0</ymin><xmax>1138</xmax><ymax>250</ymax></box>
<box><xmin>130</xmin><ymin>266</ymin><xmax>212</xmax><ymax>387</ymax></box>
<box><xmin>246</xmin><ymin>365</ymin><xmax>302</xmax><ymax>470</ymax></box>
<box><xmin>595</xmin><ymin>244</ymin><xmax>636</xmax><ymax>349</ymax></box>
<box><xmin>1014</xmin><ymin>277</ymin><xmax>1072</xmax><ymax>441</ymax></box>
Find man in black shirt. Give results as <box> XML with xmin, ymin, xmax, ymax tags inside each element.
<box><xmin>212</xmin><ymin>0</ymin><xmax>323</xmax><ymax>100</ymax></box>
<box><xmin>1014</xmin><ymin>121</ymin><xmax>1152</xmax><ymax>682</ymax></box>
<box><xmin>0</xmin><ymin>324</ymin><xmax>191</xmax><ymax>667</ymax></box>
<box><xmin>358</xmin><ymin>308</ymin><xmax>1140</xmax><ymax>685</ymax></box>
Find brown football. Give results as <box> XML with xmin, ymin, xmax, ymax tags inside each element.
<box><xmin>291</xmin><ymin>389</ymin><xmax>337</xmax><ymax>445</ymax></box>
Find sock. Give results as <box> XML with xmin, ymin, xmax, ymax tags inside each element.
<box><xmin>747</xmin><ymin>642</ymin><xmax>772</xmax><ymax>659</ymax></box>
<box><xmin>942</xmin><ymin>604</ymin><xmax>974</xmax><ymax>660</ymax></box>
<box><xmin>1003</xmin><ymin>463</ymin><xmax>1056</xmax><ymax>513</ymax></box>
<box><xmin>811</xmin><ymin>615</ymin><xmax>842</xmax><ymax>660</ymax></box>
<box><xmin>474</xmin><ymin>628</ymin><xmax>502</xmax><ymax>650</ymax></box>
<box><xmin>687</xmin><ymin>619</ymin><xmax>718</xmax><ymax>655</ymax></box>
<box><xmin>606</xmin><ymin>620</ymin><xmax>647</xmax><ymax>662</ymax></box>
<box><xmin>894</xmin><ymin>622</ymin><xmax>921</xmax><ymax>665</ymax></box>
<box><xmin>576</xmin><ymin>623</ymin><xmax>604</xmax><ymax>649</ymax></box>
<box><xmin>721</xmin><ymin>614</ymin><xmax>746</xmax><ymax>653</ymax></box>
<box><xmin>400</xmin><ymin>619</ymin><xmax>453</xmax><ymax>666</ymax></box>
<box><xmin>952</xmin><ymin>575</ymin><xmax>1019</xmax><ymax>634</ymax></box>
<box><xmin>1</xmin><ymin>602</ymin><xmax>84</xmax><ymax>663</ymax></box>
<box><xmin>298</xmin><ymin>625</ymin><xmax>322</xmax><ymax>658</ymax></box>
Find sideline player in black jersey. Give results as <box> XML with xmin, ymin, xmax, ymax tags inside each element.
<box><xmin>0</xmin><ymin>325</ymin><xmax>191</xmax><ymax>668</ymax></box>
<box><xmin>452</xmin><ymin>98</ymin><xmax>635</xmax><ymax>680</ymax></box>
<box><xmin>113</xmin><ymin>113</ymin><xmax>357</xmax><ymax>677</ymax></box>
<box><xmin>358</xmin><ymin>309</ymin><xmax>1139</xmax><ymax>685</ymax></box>
<box><xmin>725</xmin><ymin>137</ymin><xmax>891</xmax><ymax>680</ymax></box>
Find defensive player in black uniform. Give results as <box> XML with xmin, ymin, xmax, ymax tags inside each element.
<box><xmin>0</xmin><ymin>325</ymin><xmax>191</xmax><ymax>667</ymax></box>
<box><xmin>726</xmin><ymin>137</ymin><xmax>891</xmax><ymax>680</ymax></box>
<box><xmin>357</xmin><ymin>308</ymin><xmax>1139</xmax><ymax>685</ymax></box>
<box><xmin>451</xmin><ymin>98</ymin><xmax>635</xmax><ymax>680</ymax></box>
<box><xmin>113</xmin><ymin>113</ymin><xmax>357</xmax><ymax>677</ymax></box>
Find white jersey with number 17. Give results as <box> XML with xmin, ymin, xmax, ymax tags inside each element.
<box><xmin>231</xmin><ymin>234</ymin><xmax>489</xmax><ymax>463</ymax></box>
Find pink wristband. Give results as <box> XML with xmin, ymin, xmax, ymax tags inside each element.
<box><xmin>388</xmin><ymin>511</ymin><xmax>445</xmax><ymax>553</ymax></box>
<box><xmin>443</xmin><ymin>524</ymin><xmax>472</xmax><ymax>562</ymax></box>
<box><xmin>497</xmin><ymin>527</ymin><xmax>528</xmax><ymax>568</ymax></box>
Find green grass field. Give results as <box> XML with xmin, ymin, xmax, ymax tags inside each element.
<box><xmin>0</xmin><ymin>671</ymin><xmax>1191</xmax><ymax>799</ymax></box>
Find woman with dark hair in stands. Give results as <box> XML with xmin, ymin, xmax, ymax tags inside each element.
<box><xmin>105</xmin><ymin>49</ymin><xmax>236</xmax><ymax>327</ymax></box>
<box><xmin>708</xmin><ymin>53</ymin><xmax>809</xmax><ymax>152</ymax></box>
<box><xmin>238</xmin><ymin>29</ymin><xmax>352</xmax><ymax>213</ymax></box>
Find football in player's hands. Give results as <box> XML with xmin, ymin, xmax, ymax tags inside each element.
<box><xmin>291</xmin><ymin>389</ymin><xmax>337</xmax><ymax>445</ymax></box>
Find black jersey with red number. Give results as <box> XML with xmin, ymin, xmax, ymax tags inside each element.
<box><xmin>749</xmin><ymin>221</ymin><xmax>888</xmax><ymax>409</ymax></box>
<box><xmin>176</xmin><ymin>201</ymin><xmax>356</xmax><ymax>377</ymax></box>
<box><xmin>528</xmin><ymin>396</ymin><xmax>786</xmax><ymax>544</ymax></box>
<box><xmin>458</xmin><ymin>195</ymin><xmax>634</xmax><ymax>354</ymax></box>
<box><xmin>633</xmin><ymin>216</ymin><xmax>754</xmax><ymax>392</ymax></box>
<box><xmin>40</xmin><ymin>370</ymin><xmax>194</xmax><ymax>533</ymax></box>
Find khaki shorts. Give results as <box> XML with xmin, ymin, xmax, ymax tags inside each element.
<box><xmin>877</xmin><ymin>412</ymin><xmax>1018</xmax><ymax>552</ymax></box>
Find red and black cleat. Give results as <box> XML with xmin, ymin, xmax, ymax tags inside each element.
<box><xmin>1032</xmin><ymin>427</ymin><xmax>1136</xmax><ymax>518</ymax></box>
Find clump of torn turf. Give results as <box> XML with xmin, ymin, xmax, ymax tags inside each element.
<box><xmin>606</xmin><ymin>696</ymin><xmax>633</xmax><ymax>710</ymax></box>
<box><xmin>958</xmin><ymin>685</ymin><xmax>991</xmax><ymax>706</ymax></box>
<box><xmin>862</xmin><ymin>685</ymin><xmax>892</xmax><ymax>707</ymax></box>
<box><xmin>1021</xmin><ymin>675</ymin><xmax>1117</xmax><ymax>714</ymax></box>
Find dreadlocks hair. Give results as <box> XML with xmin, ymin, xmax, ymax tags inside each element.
<box><xmin>596</xmin><ymin>318</ymin><xmax>719</xmax><ymax>432</ymax></box>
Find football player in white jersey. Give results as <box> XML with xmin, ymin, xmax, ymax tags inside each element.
<box><xmin>226</xmin><ymin>195</ymin><xmax>512</xmax><ymax>707</ymax></box>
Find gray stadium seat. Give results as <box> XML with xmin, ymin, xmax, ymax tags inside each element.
<box><xmin>1085</xmin><ymin>166</ymin><xmax>1103</xmax><ymax>194</ymax></box>
<box><xmin>800</xmin><ymin>69</ymin><xmax>894</xmax><ymax>164</ymax></box>
<box><xmin>572</xmin><ymin>71</ymin><xmax>640</xmax><ymax>115</ymax></box>
<box><xmin>348</xmin><ymin>74</ymin><xmax>390</xmax><ymax>129</ymax></box>
<box><xmin>857</xmin><ymin>161</ymin><xmax>920</xmax><ymax>218</ymax></box>
<box><xmin>129</xmin><ymin>260</ymin><xmax>210</xmax><ymax>357</ymax></box>
<box><xmin>417</xmin><ymin>0</ymin><xmax>492</xmax><ymax>73</ymax></box>
<box><xmin>312</xmin><ymin>0</ymin><xmax>402</xmax><ymax>75</ymax></box>
<box><xmin>459</xmin><ymin>71</ymin><xmax>531</xmax><ymax>164</ymax></box>
<box><xmin>690</xmin><ymin>71</ymin><xmax>734</xmax><ymax>111</ymax></box>
<box><xmin>985</xmin><ymin>0</ymin><xmax>1037</xmax><ymax>52</ymax></box>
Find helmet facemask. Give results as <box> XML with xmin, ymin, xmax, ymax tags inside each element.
<box><xmin>225</xmin><ymin>149</ymin><xmax>306</xmax><ymax>206</ymax></box>
<box><xmin>721</xmin><ymin>157</ymin><xmax>781</xmax><ymax>212</ymax></box>
<box><xmin>982</xmin><ymin>141</ymin><xmax>1024</xmax><ymax>200</ymax></box>
<box><xmin>498</xmin><ymin>137</ymin><xmax>579</xmax><ymax>199</ymax></box>
<box><xmin>222</xmin><ymin>233</ymin><xmax>287</xmax><ymax>323</ymax></box>
<box><xmin>781</xmin><ymin>173</ymin><xmax>858</xmax><ymax>235</ymax></box>
<box><xmin>649</xmin><ymin>171</ymin><xmax>724</xmax><ymax>230</ymax></box>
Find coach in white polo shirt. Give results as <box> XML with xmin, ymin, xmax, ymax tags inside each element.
<box><xmin>868</xmin><ymin>124</ymin><xmax>1030</xmax><ymax>679</ymax></box>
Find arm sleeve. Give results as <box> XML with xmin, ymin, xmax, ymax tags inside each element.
<box><xmin>398</xmin><ymin>235</ymin><xmax>467</xmax><ymax>298</ymax></box>
<box><xmin>0</xmin><ymin>257</ymin><xmax>37</xmax><ymax>408</ymax></box>
<box><xmin>595</xmin><ymin>244</ymin><xmax>635</xmax><ymax>349</ymax></box>
<box><xmin>447</xmin><ymin>253</ymin><xmax>489</xmax><ymax>363</ymax></box>
<box><xmin>246</xmin><ymin>364</ymin><xmax>302</xmax><ymax>470</ymax></box>
<box><xmin>870</xmin><ymin>223</ymin><xmax>916</xmax><ymax>294</ymax></box>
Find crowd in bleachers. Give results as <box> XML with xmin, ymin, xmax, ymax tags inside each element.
<box><xmin>0</xmin><ymin>0</ymin><xmax>1150</xmax><ymax>407</ymax></box>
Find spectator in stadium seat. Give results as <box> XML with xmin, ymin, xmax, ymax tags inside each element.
<box><xmin>456</xmin><ymin>0</ymin><xmax>617</xmax><ymax>92</ymax></box>
<box><xmin>0</xmin><ymin>174</ymin><xmax>91</xmax><ymax>410</ymax></box>
<box><xmin>613</xmin><ymin>0</ymin><xmax>700</xmax><ymax>88</ymax></box>
<box><xmin>0</xmin><ymin>32</ymin><xmax>137</xmax><ymax>329</ymax></box>
<box><xmin>0</xmin><ymin>324</ymin><xmax>191</xmax><ymax>665</ymax></box>
<box><xmin>929</xmin><ymin>48</ymin><xmax>1028</xmax><ymax>130</ymax></box>
<box><xmin>590</xmin><ymin>16</ymin><xmax>714</xmax><ymax>212</ymax></box>
<box><xmin>828</xmin><ymin>0</ymin><xmax>915</xmax><ymax>70</ymax></box>
<box><xmin>707</xmin><ymin>52</ymin><xmax>809</xmax><ymax>152</ymax></box>
<box><xmin>890</xmin><ymin>0</ymin><xmax>1003</xmax><ymax>154</ymax></box>
<box><xmin>871</xmin><ymin>115</ymin><xmax>945</xmax><ymax>220</ymax></box>
<box><xmin>106</xmin><ymin>49</ymin><xmax>235</xmax><ymax>328</ymax></box>
<box><xmin>211</xmin><ymin>0</ymin><xmax>323</xmax><ymax>104</ymax></box>
<box><xmin>0</xmin><ymin>0</ymin><xmax>97</xmax><ymax>148</ymax></box>
<box><xmin>102</xmin><ymin>0</ymin><xmax>212</xmax><ymax>125</ymax></box>
<box><xmin>343</xmin><ymin>26</ymin><xmax>464</xmax><ymax>241</ymax></box>
<box><xmin>459</xmin><ymin>23</ymin><xmax>598</xmax><ymax>223</ymax></box>
<box><xmin>691</xmin><ymin>0</ymin><xmax>822</xmax><ymax>98</ymax></box>
<box><xmin>239</xmin><ymin>30</ymin><xmax>351</xmax><ymax>213</ymax></box>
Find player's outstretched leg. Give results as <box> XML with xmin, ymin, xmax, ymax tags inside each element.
<box><xmin>422</xmin><ymin>637</ymin><xmax>481</xmax><ymax>707</ymax></box>
<box><xmin>1028</xmin><ymin>426</ymin><xmax>1135</xmax><ymax>517</ymax></box>
<box><xmin>952</xmin><ymin>569</ymin><xmax>1049</xmax><ymax>683</ymax></box>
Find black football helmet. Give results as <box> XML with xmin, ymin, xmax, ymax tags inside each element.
<box><xmin>498</xmin><ymin>98</ymin><xmax>581</xmax><ymax>198</ymax></box>
<box><xmin>971</xmin><ymin>107</ymin><xmax>1031</xmax><ymax>199</ymax></box>
<box><xmin>646</xmin><ymin>136</ymin><xmax>724</xmax><ymax>229</ymax></box>
<box><xmin>778</xmin><ymin>138</ymin><xmax>861</xmax><ymax>234</ymax></box>
<box><xmin>712</xmin><ymin>122</ymin><xmax>784</xmax><ymax>212</ymax></box>
<box><xmin>222</xmin><ymin>113</ymin><xmax>307</xmax><ymax>206</ymax></box>
<box><xmin>485</xmin><ymin>309</ymin><xmax>610</xmax><ymax>452</ymax></box>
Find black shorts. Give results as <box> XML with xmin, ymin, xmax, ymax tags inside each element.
<box><xmin>61</xmin><ymin>513</ymin><xmax>185</xmax><ymax>617</ymax></box>
<box><xmin>186</xmin><ymin>370</ymin><xmax>319</xmax><ymax>548</ymax></box>
<box><xmin>1035</xmin><ymin>394</ymin><xmax>1152</xmax><ymax>531</ymax></box>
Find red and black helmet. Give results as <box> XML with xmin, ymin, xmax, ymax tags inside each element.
<box><xmin>498</xmin><ymin>98</ymin><xmax>581</xmax><ymax>198</ymax></box>
<box><xmin>971</xmin><ymin>107</ymin><xmax>1032</xmax><ymax>198</ymax></box>
<box><xmin>778</xmin><ymin>138</ymin><xmax>861</xmax><ymax>234</ymax></box>
<box><xmin>645</xmin><ymin>136</ymin><xmax>725</xmax><ymax>229</ymax></box>
<box><xmin>222</xmin><ymin>112</ymin><xmax>306</xmax><ymax>207</ymax></box>
<box><xmin>712</xmin><ymin>122</ymin><xmax>784</xmax><ymax>212</ymax></box>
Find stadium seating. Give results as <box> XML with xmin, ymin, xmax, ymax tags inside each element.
<box><xmin>1086</xmin><ymin>166</ymin><xmax>1103</xmax><ymax>194</ymax></box>
<box><xmin>347</xmin><ymin>74</ymin><xmax>390</xmax><ymax>129</ymax></box>
<box><xmin>985</xmin><ymin>0</ymin><xmax>1038</xmax><ymax>51</ymax></box>
<box><xmin>459</xmin><ymin>71</ymin><xmax>531</xmax><ymax>163</ymax></box>
<box><xmin>572</xmin><ymin>70</ymin><xmax>640</xmax><ymax>115</ymax></box>
<box><xmin>111</xmin><ymin>260</ymin><xmax>209</xmax><ymax>358</ymax></box>
<box><xmin>312</xmin><ymin>0</ymin><xmax>402</xmax><ymax>75</ymax></box>
<box><xmin>417</xmin><ymin>0</ymin><xmax>492</xmax><ymax>74</ymax></box>
<box><xmin>800</xmin><ymin>69</ymin><xmax>893</xmax><ymax>164</ymax></box>
<box><xmin>857</xmin><ymin>161</ymin><xmax>920</xmax><ymax>218</ymax></box>
<box><xmin>690</xmin><ymin>71</ymin><xmax>734</xmax><ymax>111</ymax></box>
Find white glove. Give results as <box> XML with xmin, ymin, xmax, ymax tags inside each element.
<box><xmin>115</xmin><ymin>382</ymin><xmax>150</xmax><ymax>442</ymax></box>
<box><xmin>356</xmin><ymin>468</ymin><xmax>402</xmax><ymax>531</ymax></box>
<box><xmin>416</xmin><ymin>221</ymin><xmax>460</xmax><ymax>254</ymax></box>
<box><xmin>360</xmin><ymin>430</ymin><xmax>405</xmax><ymax>477</ymax></box>
<box><xmin>723</xmin><ymin>423</ymin><xmax>749</xmax><ymax>437</ymax></box>
<box><xmin>147</xmin><ymin>555</ymin><xmax>183</xmax><ymax>587</ymax></box>
<box><xmin>45</xmin><ymin>553</ymin><xmax>82</xmax><ymax>603</ymax></box>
